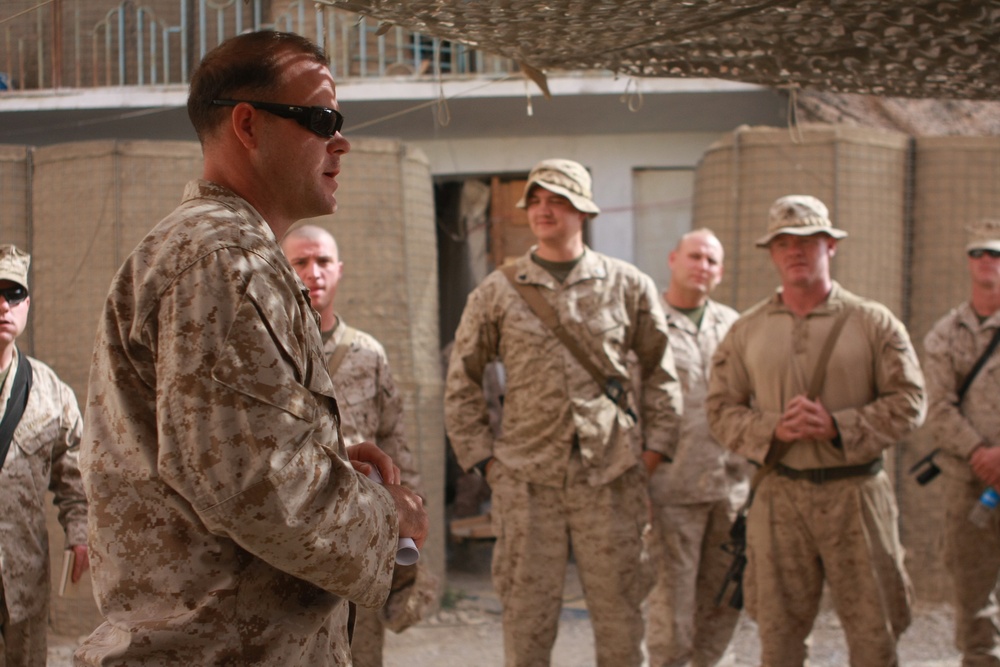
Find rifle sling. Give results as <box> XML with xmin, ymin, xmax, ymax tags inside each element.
<box><xmin>326</xmin><ymin>325</ymin><xmax>358</xmax><ymax>378</ymax></box>
<box><xmin>501</xmin><ymin>265</ymin><xmax>635</xmax><ymax>420</ymax></box>
<box><xmin>746</xmin><ymin>307</ymin><xmax>852</xmax><ymax>499</ymax></box>
<box><xmin>956</xmin><ymin>324</ymin><xmax>1000</xmax><ymax>406</ymax></box>
<box><xmin>0</xmin><ymin>354</ymin><xmax>33</xmax><ymax>474</ymax></box>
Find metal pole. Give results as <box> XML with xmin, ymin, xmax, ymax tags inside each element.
<box><xmin>52</xmin><ymin>0</ymin><xmax>63</xmax><ymax>88</ymax></box>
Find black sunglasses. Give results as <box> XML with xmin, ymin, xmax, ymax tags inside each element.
<box><xmin>968</xmin><ymin>248</ymin><xmax>1000</xmax><ymax>259</ymax></box>
<box><xmin>0</xmin><ymin>285</ymin><xmax>28</xmax><ymax>306</ymax></box>
<box><xmin>212</xmin><ymin>100</ymin><xmax>344</xmax><ymax>138</ymax></box>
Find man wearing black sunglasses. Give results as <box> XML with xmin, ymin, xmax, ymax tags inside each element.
<box><xmin>924</xmin><ymin>218</ymin><xmax>1000</xmax><ymax>666</ymax></box>
<box><xmin>0</xmin><ymin>244</ymin><xmax>90</xmax><ymax>667</ymax></box>
<box><xmin>78</xmin><ymin>31</ymin><xmax>427</xmax><ymax>667</ymax></box>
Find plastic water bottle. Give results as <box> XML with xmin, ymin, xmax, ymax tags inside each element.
<box><xmin>969</xmin><ymin>487</ymin><xmax>1000</xmax><ymax>528</ymax></box>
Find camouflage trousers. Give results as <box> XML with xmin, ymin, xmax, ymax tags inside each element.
<box><xmin>745</xmin><ymin>470</ymin><xmax>911</xmax><ymax>667</ymax></box>
<box><xmin>487</xmin><ymin>455</ymin><xmax>653</xmax><ymax>667</ymax></box>
<box><xmin>0</xmin><ymin>590</ymin><xmax>46</xmax><ymax>667</ymax></box>
<box><xmin>943</xmin><ymin>475</ymin><xmax>1000</xmax><ymax>667</ymax></box>
<box><xmin>351</xmin><ymin>605</ymin><xmax>385</xmax><ymax>667</ymax></box>
<box><xmin>646</xmin><ymin>499</ymin><xmax>741</xmax><ymax>667</ymax></box>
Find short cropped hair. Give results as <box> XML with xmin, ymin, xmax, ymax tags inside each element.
<box><xmin>187</xmin><ymin>30</ymin><xmax>329</xmax><ymax>143</ymax></box>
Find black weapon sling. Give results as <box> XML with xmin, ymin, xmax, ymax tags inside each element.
<box><xmin>0</xmin><ymin>355</ymin><xmax>33</xmax><ymax>474</ymax></box>
<box><xmin>911</xmin><ymin>323</ymin><xmax>1000</xmax><ymax>484</ymax></box>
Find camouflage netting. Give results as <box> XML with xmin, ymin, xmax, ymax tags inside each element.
<box><xmin>323</xmin><ymin>0</ymin><xmax>1000</xmax><ymax>100</ymax></box>
<box><xmin>13</xmin><ymin>138</ymin><xmax>442</xmax><ymax>634</ymax></box>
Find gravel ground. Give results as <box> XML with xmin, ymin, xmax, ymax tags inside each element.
<box><xmin>48</xmin><ymin>540</ymin><xmax>963</xmax><ymax>666</ymax></box>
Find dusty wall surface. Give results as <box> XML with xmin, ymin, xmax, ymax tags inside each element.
<box><xmin>12</xmin><ymin>137</ymin><xmax>442</xmax><ymax>635</ymax></box>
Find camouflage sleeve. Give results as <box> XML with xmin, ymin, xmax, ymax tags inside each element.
<box><xmin>374</xmin><ymin>352</ymin><xmax>423</xmax><ymax>495</ymax></box>
<box><xmin>48</xmin><ymin>379</ymin><xmax>88</xmax><ymax>547</ymax></box>
<box><xmin>154</xmin><ymin>252</ymin><xmax>397</xmax><ymax>605</ymax></box>
<box><xmin>830</xmin><ymin>311</ymin><xmax>927</xmax><ymax>463</ymax></box>
<box><xmin>923</xmin><ymin>315</ymin><xmax>982</xmax><ymax>459</ymax></box>
<box><xmin>631</xmin><ymin>274</ymin><xmax>683</xmax><ymax>457</ymax></box>
<box><xmin>444</xmin><ymin>286</ymin><xmax>498</xmax><ymax>472</ymax></box>
<box><xmin>705</xmin><ymin>325</ymin><xmax>781</xmax><ymax>464</ymax></box>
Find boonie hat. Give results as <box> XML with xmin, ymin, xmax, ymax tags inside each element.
<box><xmin>965</xmin><ymin>218</ymin><xmax>1000</xmax><ymax>253</ymax></box>
<box><xmin>515</xmin><ymin>159</ymin><xmax>601</xmax><ymax>216</ymax></box>
<box><xmin>755</xmin><ymin>195</ymin><xmax>848</xmax><ymax>247</ymax></box>
<box><xmin>0</xmin><ymin>245</ymin><xmax>30</xmax><ymax>291</ymax></box>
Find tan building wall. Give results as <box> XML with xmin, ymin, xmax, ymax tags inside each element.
<box><xmin>7</xmin><ymin>137</ymin><xmax>442</xmax><ymax>636</ymax></box>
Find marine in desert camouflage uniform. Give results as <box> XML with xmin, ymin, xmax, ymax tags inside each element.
<box><xmin>645</xmin><ymin>229</ymin><xmax>749</xmax><ymax>667</ymax></box>
<box><xmin>706</xmin><ymin>195</ymin><xmax>925</xmax><ymax>667</ymax></box>
<box><xmin>77</xmin><ymin>31</ymin><xmax>427</xmax><ymax>666</ymax></box>
<box><xmin>923</xmin><ymin>219</ymin><xmax>1000</xmax><ymax>667</ymax></box>
<box><xmin>445</xmin><ymin>158</ymin><xmax>683</xmax><ymax>667</ymax></box>
<box><xmin>282</xmin><ymin>224</ymin><xmax>425</xmax><ymax>667</ymax></box>
<box><xmin>0</xmin><ymin>245</ymin><xmax>89</xmax><ymax>667</ymax></box>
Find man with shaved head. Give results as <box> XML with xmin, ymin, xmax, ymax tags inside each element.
<box><xmin>645</xmin><ymin>229</ymin><xmax>749</xmax><ymax>667</ymax></box>
<box><xmin>282</xmin><ymin>224</ymin><xmax>425</xmax><ymax>667</ymax></box>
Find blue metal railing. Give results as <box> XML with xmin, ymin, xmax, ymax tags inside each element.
<box><xmin>0</xmin><ymin>0</ymin><xmax>517</xmax><ymax>91</ymax></box>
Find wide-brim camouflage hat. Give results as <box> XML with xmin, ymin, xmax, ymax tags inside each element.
<box><xmin>966</xmin><ymin>219</ymin><xmax>1000</xmax><ymax>253</ymax></box>
<box><xmin>0</xmin><ymin>244</ymin><xmax>30</xmax><ymax>290</ymax></box>
<box><xmin>515</xmin><ymin>158</ymin><xmax>601</xmax><ymax>216</ymax></box>
<box><xmin>755</xmin><ymin>195</ymin><xmax>848</xmax><ymax>247</ymax></box>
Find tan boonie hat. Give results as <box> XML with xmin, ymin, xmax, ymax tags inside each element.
<box><xmin>515</xmin><ymin>158</ymin><xmax>601</xmax><ymax>216</ymax></box>
<box><xmin>0</xmin><ymin>245</ymin><xmax>30</xmax><ymax>290</ymax></box>
<box><xmin>965</xmin><ymin>218</ymin><xmax>1000</xmax><ymax>253</ymax></box>
<box><xmin>755</xmin><ymin>195</ymin><xmax>848</xmax><ymax>247</ymax></box>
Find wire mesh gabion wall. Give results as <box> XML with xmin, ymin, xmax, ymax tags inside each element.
<box><xmin>691</xmin><ymin>124</ymin><xmax>1000</xmax><ymax>603</ymax></box>
<box><xmin>692</xmin><ymin>123</ymin><xmax>911</xmax><ymax>315</ymax></box>
<box><xmin>15</xmin><ymin>137</ymin><xmax>443</xmax><ymax>635</ymax></box>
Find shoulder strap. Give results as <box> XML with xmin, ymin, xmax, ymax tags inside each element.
<box><xmin>748</xmin><ymin>308</ymin><xmax>852</xmax><ymax>494</ymax></box>
<box><xmin>501</xmin><ymin>265</ymin><xmax>635</xmax><ymax>420</ymax></box>
<box><xmin>0</xmin><ymin>355</ymin><xmax>33</xmax><ymax>474</ymax></box>
<box><xmin>327</xmin><ymin>326</ymin><xmax>358</xmax><ymax>379</ymax></box>
<box><xmin>956</xmin><ymin>325</ymin><xmax>1000</xmax><ymax>405</ymax></box>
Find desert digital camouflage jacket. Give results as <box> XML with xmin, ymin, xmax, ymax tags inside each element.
<box><xmin>0</xmin><ymin>350</ymin><xmax>86</xmax><ymax>624</ymax></box>
<box><xmin>77</xmin><ymin>180</ymin><xmax>399</xmax><ymax>667</ymax></box>
<box><xmin>923</xmin><ymin>302</ymin><xmax>1000</xmax><ymax>481</ymax></box>
<box><xmin>707</xmin><ymin>282</ymin><xmax>926</xmax><ymax>469</ymax></box>
<box><xmin>325</xmin><ymin>319</ymin><xmax>422</xmax><ymax>493</ymax></box>
<box><xmin>445</xmin><ymin>247</ymin><xmax>682</xmax><ymax>488</ymax></box>
<box><xmin>650</xmin><ymin>299</ymin><xmax>751</xmax><ymax>507</ymax></box>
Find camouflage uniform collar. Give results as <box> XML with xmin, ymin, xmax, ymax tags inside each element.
<box><xmin>511</xmin><ymin>245</ymin><xmax>607</xmax><ymax>289</ymax></box>
<box><xmin>958</xmin><ymin>301</ymin><xmax>1000</xmax><ymax>332</ymax></box>
<box><xmin>181</xmin><ymin>179</ymin><xmax>276</xmax><ymax>242</ymax></box>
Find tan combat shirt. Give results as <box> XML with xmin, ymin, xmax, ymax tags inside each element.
<box><xmin>650</xmin><ymin>300</ymin><xmax>750</xmax><ymax>507</ymax></box>
<box><xmin>78</xmin><ymin>180</ymin><xmax>399</xmax><ymax>667</ymax></box>
<box><xmin>0</xmin><ymin>351</ymin><xmax>86</xmax><ymax>624</ymax></box>
<box><xmin>923</xmin><ymin>302</ymin><xmax>1000</xmax><ymax>480</ymax></box>
<box><xmin>325</xmin><ymin>319</ymin><xmax>422</xmax><ymax>493</ymax></box>
<box><xmin>445</xmin><ymin>247</ymin><xmax>683</xmax><ymax>487</ymax></box>
<box><xmin>707</xmin><ymin>282</ymin><xmax>926</xmax><ymax>469</ymax></box>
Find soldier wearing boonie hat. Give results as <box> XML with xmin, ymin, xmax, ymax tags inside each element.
<box><xmin>923</xmin><ymin>217</ymin><xmax>1000</xmax><ymax>665</ymax></box>
<box><xmin>515</xmin><ymin>158</ymin><xmax>602</xmax><ymax>216</ymax></box>
<box><xmin>707</xmin><ymin>194</ymin><xmax>925</xmax><ymax>665</ymax></box>
<box><xmin>0</xmin><ymin>243</ymin><xmax>90</xmax><ymax>666</ymax></box>
<box><xmin>755</xmin><ymin>194</ymin><xmax>848</xmax><ymax>247</ymax></box>
<box><xmin>446</xmin><ymin>158</ymin><xmax>682</xmax><ymax>666</ymax></box>
<box><xmin>0</xmin><ymin>244</ymin><xmax>30</xmax><ymax>291</ymax></box>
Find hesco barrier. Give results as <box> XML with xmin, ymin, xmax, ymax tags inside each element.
<box><xmin>3</xmin><ymin>138</ymin><xmax>442</xmax><ymax>636</ymax></box>
<box><xmin>692</xmin><ymin>125</ymin><xmax>1000</xmax><ymax>603</ymax></box>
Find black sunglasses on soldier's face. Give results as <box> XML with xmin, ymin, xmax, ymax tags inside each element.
<box><xmin>211</xmin><ymin>100</ymin><xmax>344</xmax><ymax>138</ymax></box>
<box><xmin>0</xmin><ymin>286</ymin><xmax>28</xmax><ymax>306</ymax></box>
<box><xmin>968</xmin><ymin>248</ymin><xmax>1000</xmax><ymax>259</ymax></box>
